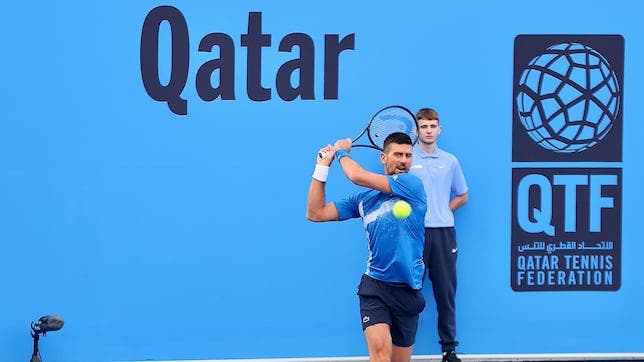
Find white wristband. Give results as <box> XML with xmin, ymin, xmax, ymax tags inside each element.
<box><xmin>312</xmin><ymin>164</ymin><xmax>330</xmax><ymax>182</ymax></box>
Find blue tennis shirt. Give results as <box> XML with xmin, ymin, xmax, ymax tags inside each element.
<box><xmin>334</xmin><ymin>173</ymin><xmax>427</xmax><ymax>289</ymax></box>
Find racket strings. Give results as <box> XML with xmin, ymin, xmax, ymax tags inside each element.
<box><xmin>368</xmin><ymin>109</ymin><xmax>418</xmax><ymax>149</ymax></box>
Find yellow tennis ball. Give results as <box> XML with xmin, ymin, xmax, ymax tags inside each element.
<box><xmin>392</xmin><ymin>200</ymin><xmax>412</xmax><ymax>219</ymax></box>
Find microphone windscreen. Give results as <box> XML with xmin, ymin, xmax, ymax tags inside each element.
<box><xmin>37</xmin><ymin>315</ymin><xmax>64</xmax><ymax>332</ymax></box>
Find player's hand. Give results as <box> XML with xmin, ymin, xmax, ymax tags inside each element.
<box><xmin>334</xmin><ymin>138</ymin><xmax>352</xmax><ymax>152</ymax></box>
<box><xmin>316</xmin><ymin>145</ymin><xmax>335</xmax><ymax>166</ymax></box>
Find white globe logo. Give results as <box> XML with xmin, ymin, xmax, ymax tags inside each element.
<box><xmin>516</xmin><ymin>42</ymin><xmax>620</xmax><ymax>153</ymax></box>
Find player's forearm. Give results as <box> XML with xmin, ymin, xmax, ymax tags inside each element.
<box><xmin>338</xmin><ymin>156</ymin><xmax>364</xmax><ymax>184</ymax></box>
<box><xmin>306</xmin><ymin>180</ymin><xmax>331</xmax><ymax>222</ymax></box>
<box><xmin>339</xmin><ymin>154</ymin><xmax>392</xmax><ymax>193</ymax></box>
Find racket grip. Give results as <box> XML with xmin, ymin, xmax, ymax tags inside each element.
<box><xmin>318</xmin><ymin>150</ymin><xmax>330</xmax><ymax>159</ymax></box>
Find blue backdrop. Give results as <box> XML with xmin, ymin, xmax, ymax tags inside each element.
<box><xmin>1</xmin><ymin>1</ymin><xmax>643</xmax><ymax>361</ymax></box>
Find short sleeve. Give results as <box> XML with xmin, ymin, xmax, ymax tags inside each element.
<box><xmin>451</xmin><ymin>160</ymin><xmax>468</xmax><ymax>196</ymax></box>
<box><xmin>334</xmin><ymin>193</ymin><xmax>362</xmax><ymax>221</ymax></box>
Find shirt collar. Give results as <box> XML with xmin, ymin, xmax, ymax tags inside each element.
<box><xmin>415</xmin><ymin>144</ymin><xmax>441</xmax><ymax>158</ymax></box>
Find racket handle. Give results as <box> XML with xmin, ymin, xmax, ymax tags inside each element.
<box><xmin>318</xmin><ymin>150</ymin><xmax>330</xmax><ymax>159</ymax></box>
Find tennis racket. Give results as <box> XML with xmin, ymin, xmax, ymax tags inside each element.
<box><xmin>318</xmin><ymin>105</ymin><xmax>418</xmax><ymax>159</ymax></box>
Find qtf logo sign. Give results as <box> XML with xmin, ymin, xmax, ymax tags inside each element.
<box><xmin>511</xmin><ymin>35</ymin><xmax>624</xmax><ymax>291</ymax></box>
<box><xmin>516</xmin><ymin>42</ymin><xmax>620</xmax><ymax>154</ymax></box>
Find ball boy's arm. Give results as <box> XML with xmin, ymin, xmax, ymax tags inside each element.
<box><xmin>450</xmin><ymin>192</ymin><xmax>468</xmax><ymax>212</ymax></box>
<box><xmin>449</xmin><ymin>159</ymin><xmax>469</xmax><ymax>212</ymax></box>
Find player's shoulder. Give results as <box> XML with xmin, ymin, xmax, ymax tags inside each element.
<box><xmin>350</xmin><ymin>188</ymin><xmax>374</xmax><ymax>201</ymax></box>
<box><xmin>394</xmin><ymin>173</ymin><xmax>427</xmax><ymax>203</ymax></box>
<box><xmin>390</xmin><ymin>172</ymin><xmax>423</xmax><ymax>187</ymax></box>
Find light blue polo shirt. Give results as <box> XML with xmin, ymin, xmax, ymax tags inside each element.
<box><xmin>334</xmin><ymin>173</ymin><xmax>427</xmax><ymax>289</ymax></box>
<box><xmin>410</xmin><ymin>145</ymin><xmax>468</xmax><ymax>228</ymax></box>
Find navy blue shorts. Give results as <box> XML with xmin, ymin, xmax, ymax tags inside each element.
<box><xmin>357</xmin><ymin>274</ymin><xmax>425</xmax><ymax>347</ymax></box>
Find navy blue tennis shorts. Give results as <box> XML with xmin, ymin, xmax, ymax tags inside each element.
<box><xmin>357</xmin><ymin>274</ymin><xmax>426</xmax><ymax>347</ymax></box>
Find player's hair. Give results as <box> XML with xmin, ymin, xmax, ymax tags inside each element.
<box><xmin>383</xmin><ymin>132</ymin><xmax>413</xmax><ymax>152</ymax></box>
<box><xmin>416</xmin><ymin>108</ymin><xmax>439</xmax><ymax>122</ymax></box>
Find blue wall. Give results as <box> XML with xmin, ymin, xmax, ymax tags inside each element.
<box><xmin>1</xmin><ymin>1</ymin><xmax>643</xmax><ymax>361</ymax></box>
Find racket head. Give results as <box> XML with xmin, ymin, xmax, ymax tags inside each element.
<box><xmin>317</xmin><ymin>105</ymin><xmax>418</xmax><ymax>159</ymax></box>
<box><xmin>360</xmin><ymin>105</ymin><xmax>418</xmax><ymax>150</ymax></box>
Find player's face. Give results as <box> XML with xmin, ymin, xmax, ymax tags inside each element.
<box><xmin>381</xmin><ymin>143</ymin><xmax>413</xmax><ymax>175</ymax></box>
<box><xmin>417</xmin><ymin>118</ymin><xmax>441</xmax><ymax>146</ymax></box>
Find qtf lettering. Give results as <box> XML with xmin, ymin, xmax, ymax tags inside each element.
<box><xmin>517</xmin><ymin>173</ymin><xmax>617</xmax><ymax>236</ymax></box>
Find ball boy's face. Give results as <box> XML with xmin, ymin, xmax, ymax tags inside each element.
<box><xmin>416</xmin><ymin>118</ymin><xmax>441</xmax><ymax>146</ymax></box>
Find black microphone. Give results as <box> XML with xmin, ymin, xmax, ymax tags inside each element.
<box><xmin>31</xmin><ymin>315</ymin><xmax>64</xmax><ymax>334</ymax></box>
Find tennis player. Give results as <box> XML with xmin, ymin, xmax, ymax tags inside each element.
<box><xmin>306</xmin><ymin>132</ymin><xmax>427</xmax><ymax>362</ymax></box>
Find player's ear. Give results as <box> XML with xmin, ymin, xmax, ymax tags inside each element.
<box><xmin>380</xmin><ymin>151</ymin><xmax>386</xmax><ymax>164</ymax></box>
